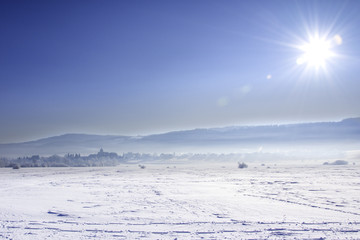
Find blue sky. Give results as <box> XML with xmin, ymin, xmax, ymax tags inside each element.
<box><xmin>1</xmin><ymin>0</ymin><xmax>360</xmax><ymax>143</ymax></box>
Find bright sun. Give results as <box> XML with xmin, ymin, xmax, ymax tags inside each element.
<box><xmin>296</xmin><ymin>34</ymin><xmax>342</xmax><ymax>70</ymax></box>
<box><xmin>297</xmin><ymin>36</ymin><xmax>334</xmax><ymax>68</ymax></box>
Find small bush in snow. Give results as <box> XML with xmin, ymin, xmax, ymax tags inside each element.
<box><xmin>238</xmin><ymin>162</ymin><xmax>248</xmax><ymax>169</ymax></box>
<box><xmin>323</xmin><ymin>160</ymin><xmax>348</xmax><ymax>166</ymax></box>
<box><xmin>12</xmin><ymin>164</ymin><xmax>20</xmax><ymax>169</ymax></box>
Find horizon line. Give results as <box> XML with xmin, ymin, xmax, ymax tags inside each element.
<box><xmin>2</xmin><ymin>116</ymin><xmax>358</xmax><ymax>145</ymax></box>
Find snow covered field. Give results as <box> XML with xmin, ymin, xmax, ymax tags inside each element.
<box><xmin>1</xmin><ymin>163</ymin><xmax>360</xmax><ymax>239</ymax></box>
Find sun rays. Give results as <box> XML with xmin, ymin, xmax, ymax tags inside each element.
<box><xmin>296</xmin><ymin>33</ymin><xmax>342</xmax><ymax>71</ymax></box>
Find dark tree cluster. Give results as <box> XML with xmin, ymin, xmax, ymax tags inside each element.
<box><xmin>0</xmin><ymin>149</ymin><xmax>124</xmax><ymax>168</ymax></box>
<box><xmin>0</xmin><ymin>150</ymin><xmax>257</xmax><ymax>168</ymax></box>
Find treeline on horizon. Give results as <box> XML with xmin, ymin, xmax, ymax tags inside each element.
<box><xmin>0</xmin><ymin>148</ymin><xmax>258</xmax><ymax>168</ymax></box>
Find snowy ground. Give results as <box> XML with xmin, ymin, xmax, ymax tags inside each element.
<box><xmin>1</xmin><ymin>163</ymin><xmax>360</xmax><ymax>239</ymax></box>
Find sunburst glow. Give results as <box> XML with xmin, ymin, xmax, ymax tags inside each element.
<box><xmin>296</xmin><ymin>34</ymin><xmax>342</xmax><ymax>71</ymax></box>
<box><xmin>296</xmin><ymin>35</ymin><xmax>334</xmax><ymax>68</ymax></box>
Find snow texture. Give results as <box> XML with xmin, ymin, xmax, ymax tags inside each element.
<box><xmin>1</xmin><ymin>164</ymin><xmax>360</xmax><ymax>239</ymax></box>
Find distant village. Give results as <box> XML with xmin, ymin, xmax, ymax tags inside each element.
<box><xmin>0</xmin><ymin>148</ymin><xmax>252</xmax><ymax>168</ymax></box>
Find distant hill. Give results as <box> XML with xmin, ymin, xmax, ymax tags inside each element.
<box><xmin>0</xmin><ymin>118</ymin><xmax>359</xmax><ymax>158</ymax></box>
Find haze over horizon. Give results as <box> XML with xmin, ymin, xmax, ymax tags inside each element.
<box><xmin>2</xmin><ymin>116</ymin><xmax>359</xmax><ymax>145</ymax></box>
<box><xmin>1</xmin><ymin>1</ymin><xmax>360</xmax><ymax>143</ymax></box>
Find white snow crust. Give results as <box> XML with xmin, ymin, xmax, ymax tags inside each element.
<box><xmin>1</xmin><ymin>164</ymin><xmax>359</xmax><ymax>239</ymax></box>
